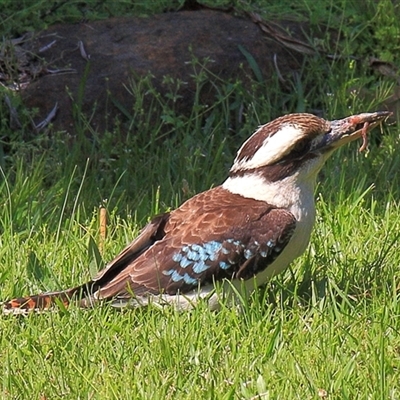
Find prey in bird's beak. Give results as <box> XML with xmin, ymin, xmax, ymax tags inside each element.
<box><xmin>311</xmin><ymin>111</ymin><xmax>392</xmax><ymax>155</ymax></box>
<box><xmin>327</xmin><ymin>111</ymin><xmax>392</xmax><ymax>151</ymax></box>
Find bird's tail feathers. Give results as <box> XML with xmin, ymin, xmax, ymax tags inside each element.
<box><xmin>2</xmin><ymin>284</ymin><xmax>93</xmax><ymax>315</ymax></box>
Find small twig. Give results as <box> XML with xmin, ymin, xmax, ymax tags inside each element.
<box><xmin>250</xmin><ymin>12</ymin><xmax>317</xmax><ymax>56</ymax></box>
<box><xmin>78</xmin><ymin>40</ymin><xmax>90</xmax><ymax>61</ymax></box>
<box><xmin>99</xmin><ymin>207</ymin><xmax>107</xmax><ymax>254</ymax></box>
<box><xmin>273</xmin><ymin>53</ymin><xmax>285</xmax><ymax>83</ymax></box>
<box><xmin>35</xmin><ymin>102</ymin><xmax>58</xmax><ymax>131</ymax></box>
<box><xmin>39</xmin><ymin>40</ymin><xmax>57</xmax><ymax>53</ymax></box>
<box><xmin>44</xmin><ymin>67</ymin><xmax>77</xmax><ymax>75</ymax></box>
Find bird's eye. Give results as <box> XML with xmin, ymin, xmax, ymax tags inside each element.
<box><xmin>293</xmin><ymin>141</ymin><xmax>308</xmax><ymax>154</ymax></box>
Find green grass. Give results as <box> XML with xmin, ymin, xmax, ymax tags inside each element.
<box><xmin>2</xmin><ymin>289</ymin><xmax>399</xmax><ymax>399</ymax></box>
<box><xmin>1</xmin><ymin>0</ymin><xmax>400</xmax><ymax>399</ymax></box>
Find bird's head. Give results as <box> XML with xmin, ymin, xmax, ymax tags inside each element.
<box><xmin>229</xmin><ymin>111</ymin><xmax>391</xmax><ymax>182</ymax></box>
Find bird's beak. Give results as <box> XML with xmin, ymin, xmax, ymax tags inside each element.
<box><xmin>322</xmin><ymin>111</ymin><xmax>392</xmax><ymax>151</ymax></box>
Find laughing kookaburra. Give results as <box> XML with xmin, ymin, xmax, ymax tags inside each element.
<box><xmin>2</xmin><ymin>111</ymin><xmax>390</xmax><ymax>314</ymax></box>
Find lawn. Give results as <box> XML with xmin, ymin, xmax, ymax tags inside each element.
<box><xmin>1</xmin><ymin>0</ymin><xmax>400</xmax><ymax>399</ymax></box>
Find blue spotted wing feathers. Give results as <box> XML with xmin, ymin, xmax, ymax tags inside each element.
<box><xmin>93</xmin><ymin>186</ymin><xmax>296</xmax><ymax>299</ymax></box>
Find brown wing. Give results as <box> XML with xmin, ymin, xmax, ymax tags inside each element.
<box><xmin>92</xmin><ymin>186</ymin><xmax>296</xmax><ymax>299</ymax></box>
